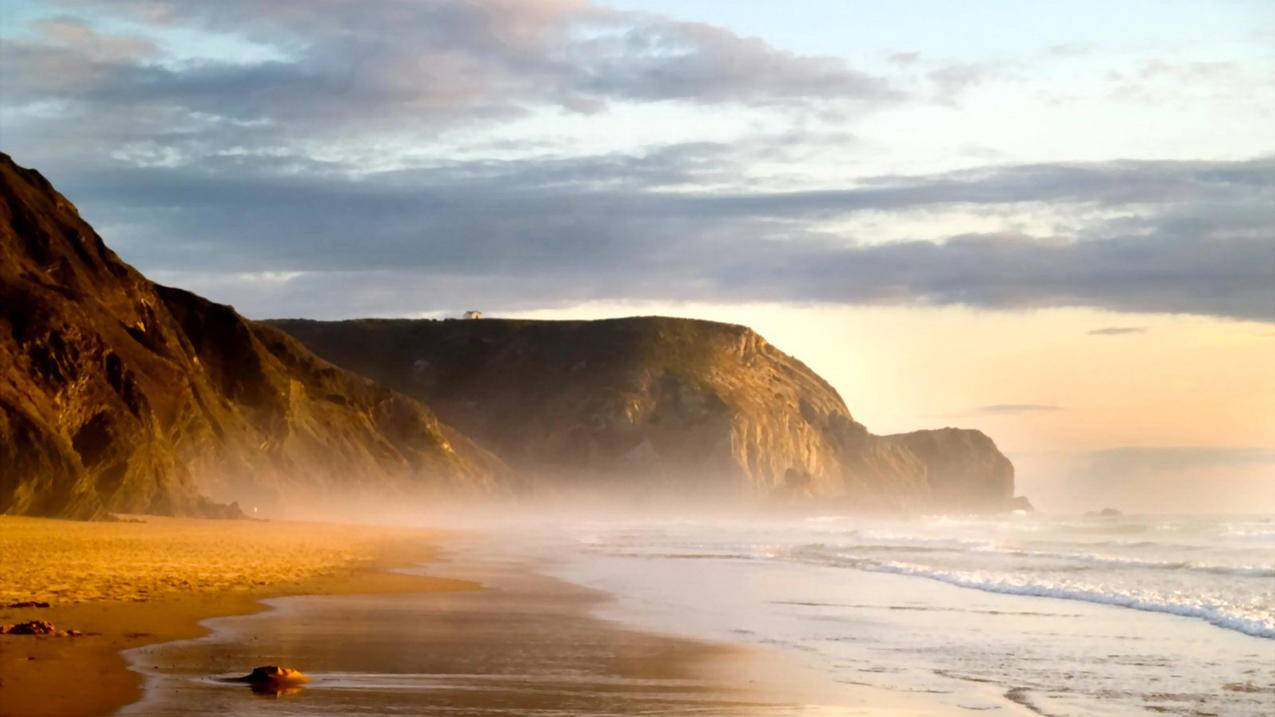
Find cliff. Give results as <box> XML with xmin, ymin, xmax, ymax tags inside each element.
<box><xmin>886</xmin><ymin>428</ymin><xmax>1016</xmax><ymax>509</ymax></box>
<box><xmin>269</xmin><ymin>317</ymin><xmax>1024</xmax><ymax>511</ymax></box>
<box><xmin>0</xmin><ymin>152</ymin><xmax>1022</xmax><ymax>517</ymax></box>
<box><xmin>0</xmin><ymin>154</ymin><xmax>504</xmax><ymax>518</ymax></box>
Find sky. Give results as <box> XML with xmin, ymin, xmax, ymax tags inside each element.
<box><xmin>1</xmin><ymin>0</ymin><xmax>1272</xmax><ymax>511</ymax></box>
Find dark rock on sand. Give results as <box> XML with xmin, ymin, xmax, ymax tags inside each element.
<box><xmin>0</xmin><ymin>620</ymin><xmax>81</xmax><ymax>636</ymax></box>
<box><xmin>4</xmin><ymin>602</ymin><xmax>51</xmax><ymax>609</ymax></box>
<box><xmin>226</xmin><ymin>665</ymin><xmax>311</xmax><ymax>694</ymax></box>
<box><xmin>0</xmin><ymin>620</ymin><xmax>57</xmax><ymax>635</ymax></box>
<box><xmin>236</xmin><ymin>665</ymin><xmax>310</xmax><ymax>685</ymax></box>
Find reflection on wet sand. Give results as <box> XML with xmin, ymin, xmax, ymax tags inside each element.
<box><xmin>123</xmin><ymin>556</ymin><xmax>835</xmax><ymax>716</ymax></box>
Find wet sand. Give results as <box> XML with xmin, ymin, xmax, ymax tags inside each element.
<box><xmin>0</xmin><ymin>516</ymin><xmax>474</xmax><ymax>717</ymax></box>
<box><xmin>120</xmin><ymin>554</ymin><xmax>854</xmax><ymax>715</ymax></box>
<box><xmin>0</xmin><ymin>516</ymin><xmax>858</xmax><ymax>716</ymax></box>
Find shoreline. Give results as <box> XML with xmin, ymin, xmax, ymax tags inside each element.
<box><xmin>0</xmin><ymin>516</ymin><xmax>477</xmax><ymax>717</ymax></box>
<box><xmin>1</xmin><ymin>515</ymin><xmax>841</xmax><ymax>716</ymax></box>
<box><xmin>531</xmin><ymin>516</ymin><xmax>1275</xmax><ymax>716</ymax></box>
<box><xmin>19</xmin><ymin>513</ymin><xmax>1249</xmax><ymax>715</ymax></box>
<box><xmin>117</xmin><ymin>545</ymin><xmax>845</xmax><ymax>716</ymax></box>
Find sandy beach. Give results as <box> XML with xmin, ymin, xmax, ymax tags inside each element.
<box><xmin>0</xmin><ymin>516</ymin><xmax>475</xmax><ymax>717</ymax></box>
<box><xmin>0</xmin><ymin>516</ymin><xmax>836</xmax><ymax>717</ymax></box>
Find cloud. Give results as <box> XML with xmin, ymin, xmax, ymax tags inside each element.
<box><xmin>921</xmin><ymin>404</ymin><xmax>1061</xmax><ymax>421</ymax></box>
<box><xmin>2</xmin><ymin>0</ymin><xmax>895</xmax><ymax>151</ymax></box>
<box><xmin>1086</xmin><ymin>446</ymin><xmax>1275</xmax><ymax>472</ymax></box>
<box><xmin>32</xmin><ymin>148</ymin><xmax>1271</xmax><ymax>321</ymax></box>
<box><xmin>1087</xmin><ymin>326</ymin><xmax>1147</xmax><ymax>335</ymax></box>
<box><xmin>975</xmin><ymin>404</ymin><xmax>1063</xmax><ymax>414</ymax></box>
<box><xmin>2</xmin><ymin>2</ymin><xmax>1272</xmax><ymax>322</ymax></box>
<box><xmin>924</xmin><ymin>61</ymin><xmax>1002</xmax><ymax>103</ymax></box>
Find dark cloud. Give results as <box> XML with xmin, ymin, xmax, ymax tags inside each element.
<box><xmin>16</xmin><ymin>148</ymin><xmax>1268</xmax><ymax>321</ymax></box>
<box><xmin>1087</xmin><ymin>326</ymin><xmax>1147</xmax><ymax>335</ymax></box>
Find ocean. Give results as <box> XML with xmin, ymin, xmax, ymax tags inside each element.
<box><xmin>544</xmin><ymin>512</ymin><xmax>1275</xmax><ymax>715</ymax></box>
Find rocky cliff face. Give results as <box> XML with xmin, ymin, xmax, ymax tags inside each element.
<box><xmin>0</xmin><ymin>154</ymin><xmax>504</xmax><ymax>518</ymax></box>
<box><xmin>0</xmin><ymin>152</ymin><xmax>1021</xmax><ymax>517</ymax></box>
<box><xmin>886</xmin><ymin>428</ymin><xmax>1016</xmax><ymax>508</ymax></box>
<box><xmin>270</xmin><ymin>317</ymin><xmax>1024</xmax><ymax>511</ymax></box>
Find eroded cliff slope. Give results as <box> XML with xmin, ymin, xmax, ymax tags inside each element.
<box><xmin>0</xmin><ymin>154</ymin><xmax>503</xmax><ymax>518</ymax></box>
<box><xmin>270</xmin><ymin>317</ymin><xmax>1023</xmax><ymax>511</ymax></box>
